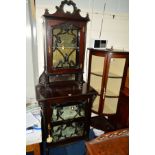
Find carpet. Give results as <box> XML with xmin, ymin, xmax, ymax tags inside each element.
<box><xmin>26</xmin><ymin>129</ymin><xmax>96</xmax><ymax>155</ymax></box>
<box><xmin>48</xmin><ymin>129</ymin><xmax>96</xmax><ymax>155</ymax></box>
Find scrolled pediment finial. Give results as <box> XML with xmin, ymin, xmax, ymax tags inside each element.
<box><xmin>43</xmin><ymin>0</ymin><xmax>89</xmax><ymax>22</ymax></box>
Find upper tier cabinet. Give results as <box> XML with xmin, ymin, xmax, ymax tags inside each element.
<box><xmin>39</xmin><ymin>0</ymin><xmax>89</xmax><ymax>84</ymax></box>
<box><xmin>87</xmin><ymin>48</ymin><xmax>129</xmax><ymax>116</ymax></box>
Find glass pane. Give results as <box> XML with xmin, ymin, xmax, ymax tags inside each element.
<box><xmin>91</xmin><ymin>55</ymin><xmax>104</xmax><ymax>75</ymax></box>
<box><xmin>52</xmin><ymin>24</ymin><xmax>80</xmax><ymax>69</ymax></box>
<box><xmin>51</xmin><ymin>122</ymin><xmax>84</xmax><ymax>142</ymax></box>
<box><xmin>109</xmin><ymin>58</ymin><xmax>126</xmax><ymax>76</ymax></box>
<box><xmin>90</xmin><ymin>74</ymin><xmax>102</xmax><ymax>93</ymax></box>
<box><xmin>106</xmin><ymin>78</ymin><xmax>122</xmax><ymax>96</ymax></box>
<box><xmin>51</xmin><ymin>102</ymin><xmax>85</xmax><ymax>122</ymax></box>
<box><xmin>106</xmin><ymin>58</ymin><xmax>126</xmax><ymax>96</ymax></box>
<box><xmin>92</xmin><ymin>95</ymin><xmax>100</xmax><ymax>112</ymax></box>
<box><xmin>103</xmin><ymin>97</ymin><xmax>118</xmax><ymax>114</ymax></box>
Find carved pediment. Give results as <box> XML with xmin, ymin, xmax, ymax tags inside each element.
<box><xmin>44</xmin><ymin>0</ymin><xmax>89</xmax><ymax>22</ymax></box>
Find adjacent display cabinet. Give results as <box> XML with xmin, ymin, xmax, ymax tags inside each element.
<box><xmin>35</xmin><ymin>1</ymin><xmax>97</xmax><ymax>154</ymax></box>
<box><xmin>87</xmin><ymin>48</ymin><xmax>129</xmax><ymax>117</ymax></box>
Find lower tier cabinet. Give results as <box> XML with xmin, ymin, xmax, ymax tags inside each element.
<box><xmin>36</xmin><ymin>82</ymin><xmax>97</xmax><ymax>154</ymax></box>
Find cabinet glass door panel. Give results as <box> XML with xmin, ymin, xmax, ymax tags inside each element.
<box><xmin>51</xmin><ymin>102</ymin><xmax>85</xmax><ymax>122</ymax></box>
<box><xmin>92</xmin><ymin>95</ymin><xmax>100</xmax><ymax>112</ymax></box>
<box><xmin>102</xmin><ymin>97</ymin><xmax>118</xmax><ymax>114</ymax></box>
<box><xmin>109</xmin><ymin>58</ymin><xmax>126</xmax><ymax>77</ymax></box>
<box><xmin>91</xmin><ymin>55</ymin><xmax>105</xmax><ymax>75</ymax></box>
<box><xmin>90</xmin><ymin>74</ymin><xmax>102</xmax><ymax>93</ymax></box>
<box><xmin>51</xmin><ymin>122</ymin><xmax>84</xmax><ymax>142</ymax></box>
<box><xmin>106</xmin><ymin>78</ymin><xmax>122</xmax><ymax>96</ymax></box>
<box><xmin>52</xmin><ymin>23</ymin><xmax>80</xmax><ymax>69</ymax></box>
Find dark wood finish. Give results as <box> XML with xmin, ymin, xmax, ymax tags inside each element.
<box><xmin>87</xmin><ymin>48</ymin><xmax>129</xmax><ymax>115</ymax></box>
<box><xmin>39</xmin><ymin>0</ymin><xmax>90</xmax><ymax>85</ymax></box>
<box><xmin>109</xmin><ymin>69</ymin><xmax>129</xmax><ymax>129</ymax></box>
<box><xmin>35</xmin><ymin>1</ymin><xmax>97</xmax><ymax>155</ymax></box>
<box><xmin>36</xmin><ymin>81</ymin><xmax>97</xmax><ymax>145</ymax></box>
<box><xmin>87</xmin><ymin>48</ymin><xmax>129</xmax><ymax>131</ymax></box>
<box><xmin>85</xmin><ymin>129</ymin><xmax>129</xmax><ymax>155</ymax></box>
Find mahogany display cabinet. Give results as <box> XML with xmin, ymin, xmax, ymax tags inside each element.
<box><xmin>35</xmin><ymin>1</ymin><xmax>97</xmax><ymax>154</ymax></box>
<box><xmin>87</xmin><ymin>48</ymin><xmax>129</xmax><ymax>130</ymax></box>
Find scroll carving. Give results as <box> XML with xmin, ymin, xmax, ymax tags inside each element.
<box><xmin>44</xmin><ymin>0</ymin><xmax>89</xmax><ymax>21</ymax></box>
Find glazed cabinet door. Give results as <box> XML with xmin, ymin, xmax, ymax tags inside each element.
<box><xmin>102</xmin><ymin>55</ymin><xmax>128</xmax><ymax>115</ymax></box>
<box><xmin>88</xmin><ymin>50</ymin><xmax>129</xmax><ymax>116</ymax></box>
<box><xmin>44</xmin><ymin>19</ymin><xmax>87</xmax><ymax>75</ymax></box>
<box><xmin>88</xmin><ymin>52</ymin><xmax>108</xmax><ymax>113</ymax></box>
<box><xmin>44</xmin><ymin>99</ymin><xmax>91</xmax><ymax>145</ymax></box>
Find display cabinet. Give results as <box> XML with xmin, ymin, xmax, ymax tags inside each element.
<box><xmin>87</xmin><ymin>48</ymin><xmax>129</xmax><ymax>116</ymax></box>
<box><xmin>35</xmin><ymin>1</ymin><xmax>97</xmax><ymax>154</ymax></box>
<box><xmin>39</xmin><ymin>0</ymin><xmax>90</xmax><ymax>85</ymax></box>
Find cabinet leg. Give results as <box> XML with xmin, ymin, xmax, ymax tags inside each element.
<box><xmin>45</xmin><ymin>148</ymin><xmax>49</xmax><ymax>155</ymax></box>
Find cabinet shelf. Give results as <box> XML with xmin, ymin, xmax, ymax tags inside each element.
<box><xmin>105</xmin><ymin>89</ymin><xmax>119</xmax><ymax>98</ymax></box>
<box><xmin>91</xmin><ymin>72</ymin><xmax>123</xmax><ymax>78</ymax></box>
<box><xmin>91</xmin><ymin>72</ymin><xmax>102</xmax><ymax>77</ymax></box>
<box><xmin>52</xmin><ymin>47</ymin><xmax>79</xmax><ymax>49</ymax></box>
<box><xmin>108</xmin><ymin>73</ymin><xmax>123</xmax><ymax>78</ymax></box>
<box><xmin>51</xmin><ymin>117</ymin><xmax>85</xmax><ymax>126</ymax></box>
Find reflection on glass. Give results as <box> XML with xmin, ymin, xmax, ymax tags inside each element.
<box><xmin>52</xmin><ymin>23</ymin><xmax>80</xmax><ymax>68</ymax></box>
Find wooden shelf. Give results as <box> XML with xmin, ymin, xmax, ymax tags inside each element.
<box><xmin>91</xmin><ymin>72</ymin><xmax>123</xmax><ymax>78</ymax></box>
<box><xmin>108</xmin><ymin>72</ymin><xmax>123</xmax><ymax>78</ymax></box>
<box><xmin>105</xmin><ymin>89</ymin><xmax>119</xmax><ymax>98</ymax></box>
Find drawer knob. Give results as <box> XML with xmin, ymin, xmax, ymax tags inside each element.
<box><xmin>46</xmin><ymin>135</ymin><xmax>53</xmax><ymax>143</ymax></box>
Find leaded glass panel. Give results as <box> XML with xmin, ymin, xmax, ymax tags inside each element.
<box><xmin>51</xmin><ymin>122</ymin><xmax>84</xmax><ymax>142</ymax></box>
<box><xmin>51</xmin><ymin>102</ymin><xmax>85</xmax><ymax>122</ymax></box>
<box><xmin>52</xmin><ymin>23</ymin><xmax>80</xmax><ymax>69</ymax></box>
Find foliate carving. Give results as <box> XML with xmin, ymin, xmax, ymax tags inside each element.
<box><xmin>56</xmin><ymin>0</ymin><xmax>80</xmax><ymax>15</ymax></box>
<box><xmin>39</xmin><ymin>71</ymin><xmax>49</xmax><ymax>85</ymax></box>
<box><xmin>44</xmin><ymin>0</ymin><xmax>89</xmax><ymax>21</ymax></box>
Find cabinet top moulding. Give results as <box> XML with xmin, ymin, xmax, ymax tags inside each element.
<box><xmin>88</xmin><ymin>48</ymin><xmax>129</xmax><ymax>55</ymax></box>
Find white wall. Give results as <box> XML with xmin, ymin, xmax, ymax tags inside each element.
<box><xmin>35</xmin><ymin>0</ymin><xmax>129</xmax><ymax>79</ymax></box>
<box><xmin>26</xmin><ymin>0</ymin><xmax>39</xmax><ymax>103</ymax></box>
